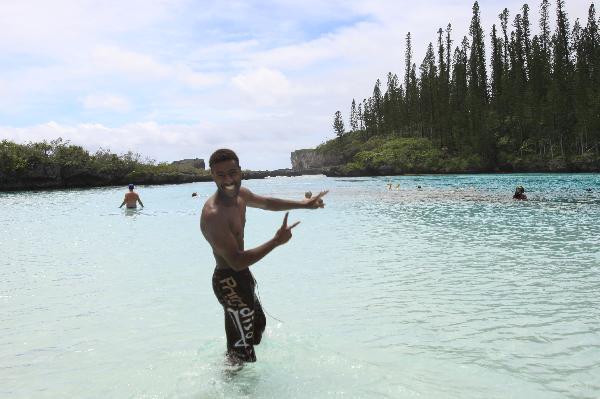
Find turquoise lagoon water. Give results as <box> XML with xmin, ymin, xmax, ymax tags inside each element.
<box><xmin>1</xmin><ymin>174</ymin><xmax>599</xmax><ymax>399</ymax></box>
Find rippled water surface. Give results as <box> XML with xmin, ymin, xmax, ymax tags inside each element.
<box><xmin>1</xmin><ymin>174</ymin><xmax>599</xmax><ymax>398</ymax></box>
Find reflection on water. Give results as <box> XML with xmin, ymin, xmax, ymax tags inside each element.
<box><xmin>124</xmin><ymin>207</ymin><xmax>141</xmax><ymax>217</ymax></box>
<box><xmin>1</xmin><ymin>174</ymin><xmax>599</xmax><ymax>398</ymax></box>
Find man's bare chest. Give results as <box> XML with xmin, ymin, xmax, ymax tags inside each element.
<box><xmin>223</xmin><ymin>206</ymin><xmax>246</xmax><ymax>240</ymax></box>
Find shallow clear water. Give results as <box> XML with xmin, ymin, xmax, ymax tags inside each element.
<box><xmin>1</xmin><ymin>174</ymin><xmax>599</xmax><ymax>399</ymax></box>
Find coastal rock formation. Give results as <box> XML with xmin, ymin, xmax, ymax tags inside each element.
<box><xmin>290</xmin><ymin>149</ymin><xmax>343</xmax><ymax>171</ymax></box>
<box><xmin>171</xmin><ymin>158</ymin><xmax>205</xmax><ymax>170</ymax></box>
<box><xmin>242</xmin><ymin>168</ymin><xmax>324</xmax><ymax>179</ymax></box>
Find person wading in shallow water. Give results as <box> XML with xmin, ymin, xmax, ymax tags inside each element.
<box><xmin>513</xmin><ymin>185</ymin><xmax>527</xmax><ymax>200</ymax></box>
<box><xmin>119</xmin><ymin>184</ymin><xmax>144</xmax><ymax>208</ymax></box>
<box><xmin>200</xmin><ymin>149</ymin><xmax>328</xmax><ymax>364</ymax></box>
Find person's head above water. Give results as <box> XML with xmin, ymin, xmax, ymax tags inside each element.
<box><xmin>209</xmin><ymin>149</ymin><xmax>241</xmax><ymax>199</ymax></box>
<box><xmin>515</xmin><ymin>185</ymin><xmax>525</xmax><ymax>194</ymax></box>
<box><xmin>128</xmin><ymin>183</ymin><xmax>134</xmax><ymax>191</ymax></box>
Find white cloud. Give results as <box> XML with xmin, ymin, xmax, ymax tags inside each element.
<box><xmin>232</xmin><ymin>67</ymin><xmax>293</xmax><ymax>107</ymax></box>
<box><xmin>0</xmin><ymin>120</ymin><xmax>304</xmax><ymax>169</ymax></box>
<box><xmin>0</xmin><ymin>0</ymin><xmax>184</xmax><ymax>55</ymax></box>
<box><xmin>91</xmin><ymin>46</ymin><xmax>221</xmax><ymax>88</ymax></box>
<box><xmin>83</xmin><ymin>94</ymin><xmax>131</xmax><ymax>112</ymax></box>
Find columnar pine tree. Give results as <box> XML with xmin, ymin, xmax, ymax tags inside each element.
<box><xmin>350</xmin><ymin>99</ymin><xmax>358</xmax><ymax>132</ymax></box>
<box><xmin>419</xmin><ymin>43</ymin><xmax>437</xmax><ymax>140</ymax></box>
<box><xmin>384</xmin><ymin>72</ymin><xmax>402</xmax><ymax>135</ymax></box>
<box><xmin>468</xmin><ymin>1</ymin><xmax>491</xmax><ymax>160</ymax></box>
<box><xmin>405</xmin><ymin>33</ymin><xmax>418</xmax><ymax>133</ymax></box>
<box><xmin>490</xmin><ymin>23</ymin><xmax>506</xmax><ymax>150</ymax></box>
<box><xmin>446</xmin><ymin>24</ymin><xmax>453</xmax><ymax>85</ymax></box>
<box><xmin>437</xmin><ymin>27</ymin><xmax>450</xmax><ymax>147</ymax></box>
<box><xmin>500</xmin><ymin>8</ymin><xmax>510</xmax><ymax>68</ymax></box>
<box><xmin>357</xmin><ymin>103</ymin><xmax>364</xmax><ymax>130</ymax></box>
<box><xmin>532</xmin><ymin>0</ymin><xmax>553</xmax><ymax>155</ymax></box>
<box><xmin>584</xmin><ymin>4</ymin><xmax>599</xmax><ymax>154</ymax></box>
<box><xmin>522</xmin><ymin>4</ymin><xmax>533</xmax><ymax>72</ymax></box>
<box><xmin>450</xmin><ymin>37</ymin><xmax>470</xmax><ymax>152</ymax></box>
<box><xmin>372</xmin><ymin>79</ymin><xmax>383</xmax><ymax>135</ymax></box>
<box><xmin>445</xmin><ymin>23</ymin><xmax>454</xmax><ymax>148</ymax></box>
<box><xmin>552</xmin><ymin>0</ymin><xmax>575</xmax><ymax>156</ymax></box>
<box><xmin>510</xmin><ymin>12</ymin><xmax>529</xmax><ymax>151</ymax></box>
<box><xmin>540</xmin><ymin>0</ymin><xmax>551</xmax><ymax>55</ymax></box>
<box><xmin>333</xmin><ymin>111</ymin><xmax>345</xmax><ymax>137</ymax></box>
<box><xmin>490</xmin><ymin>24</ymin><xmax>503</xmax><ymax>106</ymax></box>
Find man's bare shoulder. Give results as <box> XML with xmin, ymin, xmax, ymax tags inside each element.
<box><xmin>238</xmin><ymin>186</ymin><xmax>252</xmax><ymax>197</ymax></box>
<box><xmin>201</xmin><ymin>195</ymin><xmax>217</xmax><ymax>219</ymax></box>
<box><xmin>238</xmin><ymin>187</ymin><xmax>258</xmax><ymax>206</ymax></box>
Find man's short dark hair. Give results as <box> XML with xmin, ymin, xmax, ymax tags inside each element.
<box><xmin>209</xmin><ymin>149</ymin><xmax>239</xmax><ymax>168</ymax></box>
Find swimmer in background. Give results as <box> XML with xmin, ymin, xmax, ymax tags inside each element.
<box><xmin>387</xmin><ymin>183</ymin><xmax>392</xmax><ymax>190</ymax></box>
<box><xmin>119</xmin><ymin>184</ymin><xmax>144</xmax><ymax>208</ymax></box>
<box><xmin>305</xmin><ymin>191</ymin><xmax>324</xmax><ymax>206</ymax></box>
<box><xmin>513</xmin><ymin>185</ymin><xmax>527</xmax><ymax>200</ymax></box>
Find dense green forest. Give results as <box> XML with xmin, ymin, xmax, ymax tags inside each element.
<box><xmin>0</xmin><ymin>139</ymin><xmax>210</xmax><ymax>190</ymax></box>
<box><xmin>327</xmin><ymin>1</ymin><xmax>600</xmax><ymax>174</ymax></box>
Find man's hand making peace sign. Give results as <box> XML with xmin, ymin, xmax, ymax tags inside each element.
<box><xmin>274</xmin><ymin>212</ymin><xmax>301</xmax><ymax>245</ymax></box>
<box><xmin>273</xmin><ymin>190</ymin><xmax>328</xmax><ymax>245</ymax></box>
<box><xmin>303</xmin><ymin>190</ymin><xmax>329</xmax><ymax>209</ymax></box>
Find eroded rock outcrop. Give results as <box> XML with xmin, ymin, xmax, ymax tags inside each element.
<box><xmin>171</xmin><ymin>158</ymin><xmax>205</xmax><ymax>170</ymax></box>
<box><xmin>290</xmin><ymin>149</ymin><xmax>343</xmax><ymax>171</ymax></box>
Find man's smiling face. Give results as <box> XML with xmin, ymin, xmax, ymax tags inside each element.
<box><xmin>211</xmin><ymin>159</ymin><xmax>242</xmax><ymax>199</ymax></box>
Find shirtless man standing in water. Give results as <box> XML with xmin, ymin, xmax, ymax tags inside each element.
<box><xmin>119</xmin><ymin>184</ymin><xmax>144</xmax><ymax>209</ymax></box>
<box><xmin>200</xmin><ymin>149</ymin><xmax>327</xmax><ymax>363</ymax></box>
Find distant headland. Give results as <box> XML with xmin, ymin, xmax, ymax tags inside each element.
<box><xmin>0</xmin><ymin>139</ymin><xmax>311</xmax><ymax>191</ymax></box>
<box><xmin>290</xmin><ymin>133</ymin><xmax>600</xmax><ymax>177</ymax></box>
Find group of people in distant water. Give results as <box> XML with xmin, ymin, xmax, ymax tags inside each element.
<box><xmin>123</xmin><ymin>178</ymin><xmax>598</xmax><ymax>211</ymax></box>
<box><xmin>386</xmin><ymin>180</ymin><xmax>528</xmax><ymax>200</ymax></box>
<box><xmin>387</xmin><ymin>182</ymin><xmax>423</xmax><ymax>191</ymax></box>
<box><xmin>123</xmin><ymin>181</ymin><xmax>532</xmax><ymax>209</ymax></box>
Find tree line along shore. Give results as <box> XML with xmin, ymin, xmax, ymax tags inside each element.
<box><xmin>320</xmin><ymin>1</ymin><xmax>600</xmax><ymax>175</ymax></box>
<box><xmin>0</xmin><ymin>139</ymin><xmax>212</xmax><ymax>191</ymax></box>
<box><xmin>0</xmin><ymin>139</ymin><xmax>309</xmax><ymax>191</ymax></box>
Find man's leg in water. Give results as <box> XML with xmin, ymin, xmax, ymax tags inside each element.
<box><xmin>212</xmin><ymin>268</ymin><xmax>266</xmax><ymax>362</ymax></box>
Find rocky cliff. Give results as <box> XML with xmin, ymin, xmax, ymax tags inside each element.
<box><xmin>171</xmin><ymin>158</ymin><xmax>205</xmax><ymax>169</ymax></box>
<box><xmin>290</xmin><ymin>149</ymin><xmax>343</xmax><ymax>171</ymax></box>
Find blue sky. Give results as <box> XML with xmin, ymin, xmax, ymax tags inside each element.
<box><xmin>0</xmin><ymin>0</ymin><xmax>592</xmax><ymax>169</ymax></box>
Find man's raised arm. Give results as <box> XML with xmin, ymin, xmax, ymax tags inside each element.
<box><xmin>240</xmin><ymin>187</ymin><xmax>328</xmax><ymax>211</ymax></box>
<box><xmin>203</xmin><ymin>212</ymin><xmax>299</xmax><ymax>271</ymax></box>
